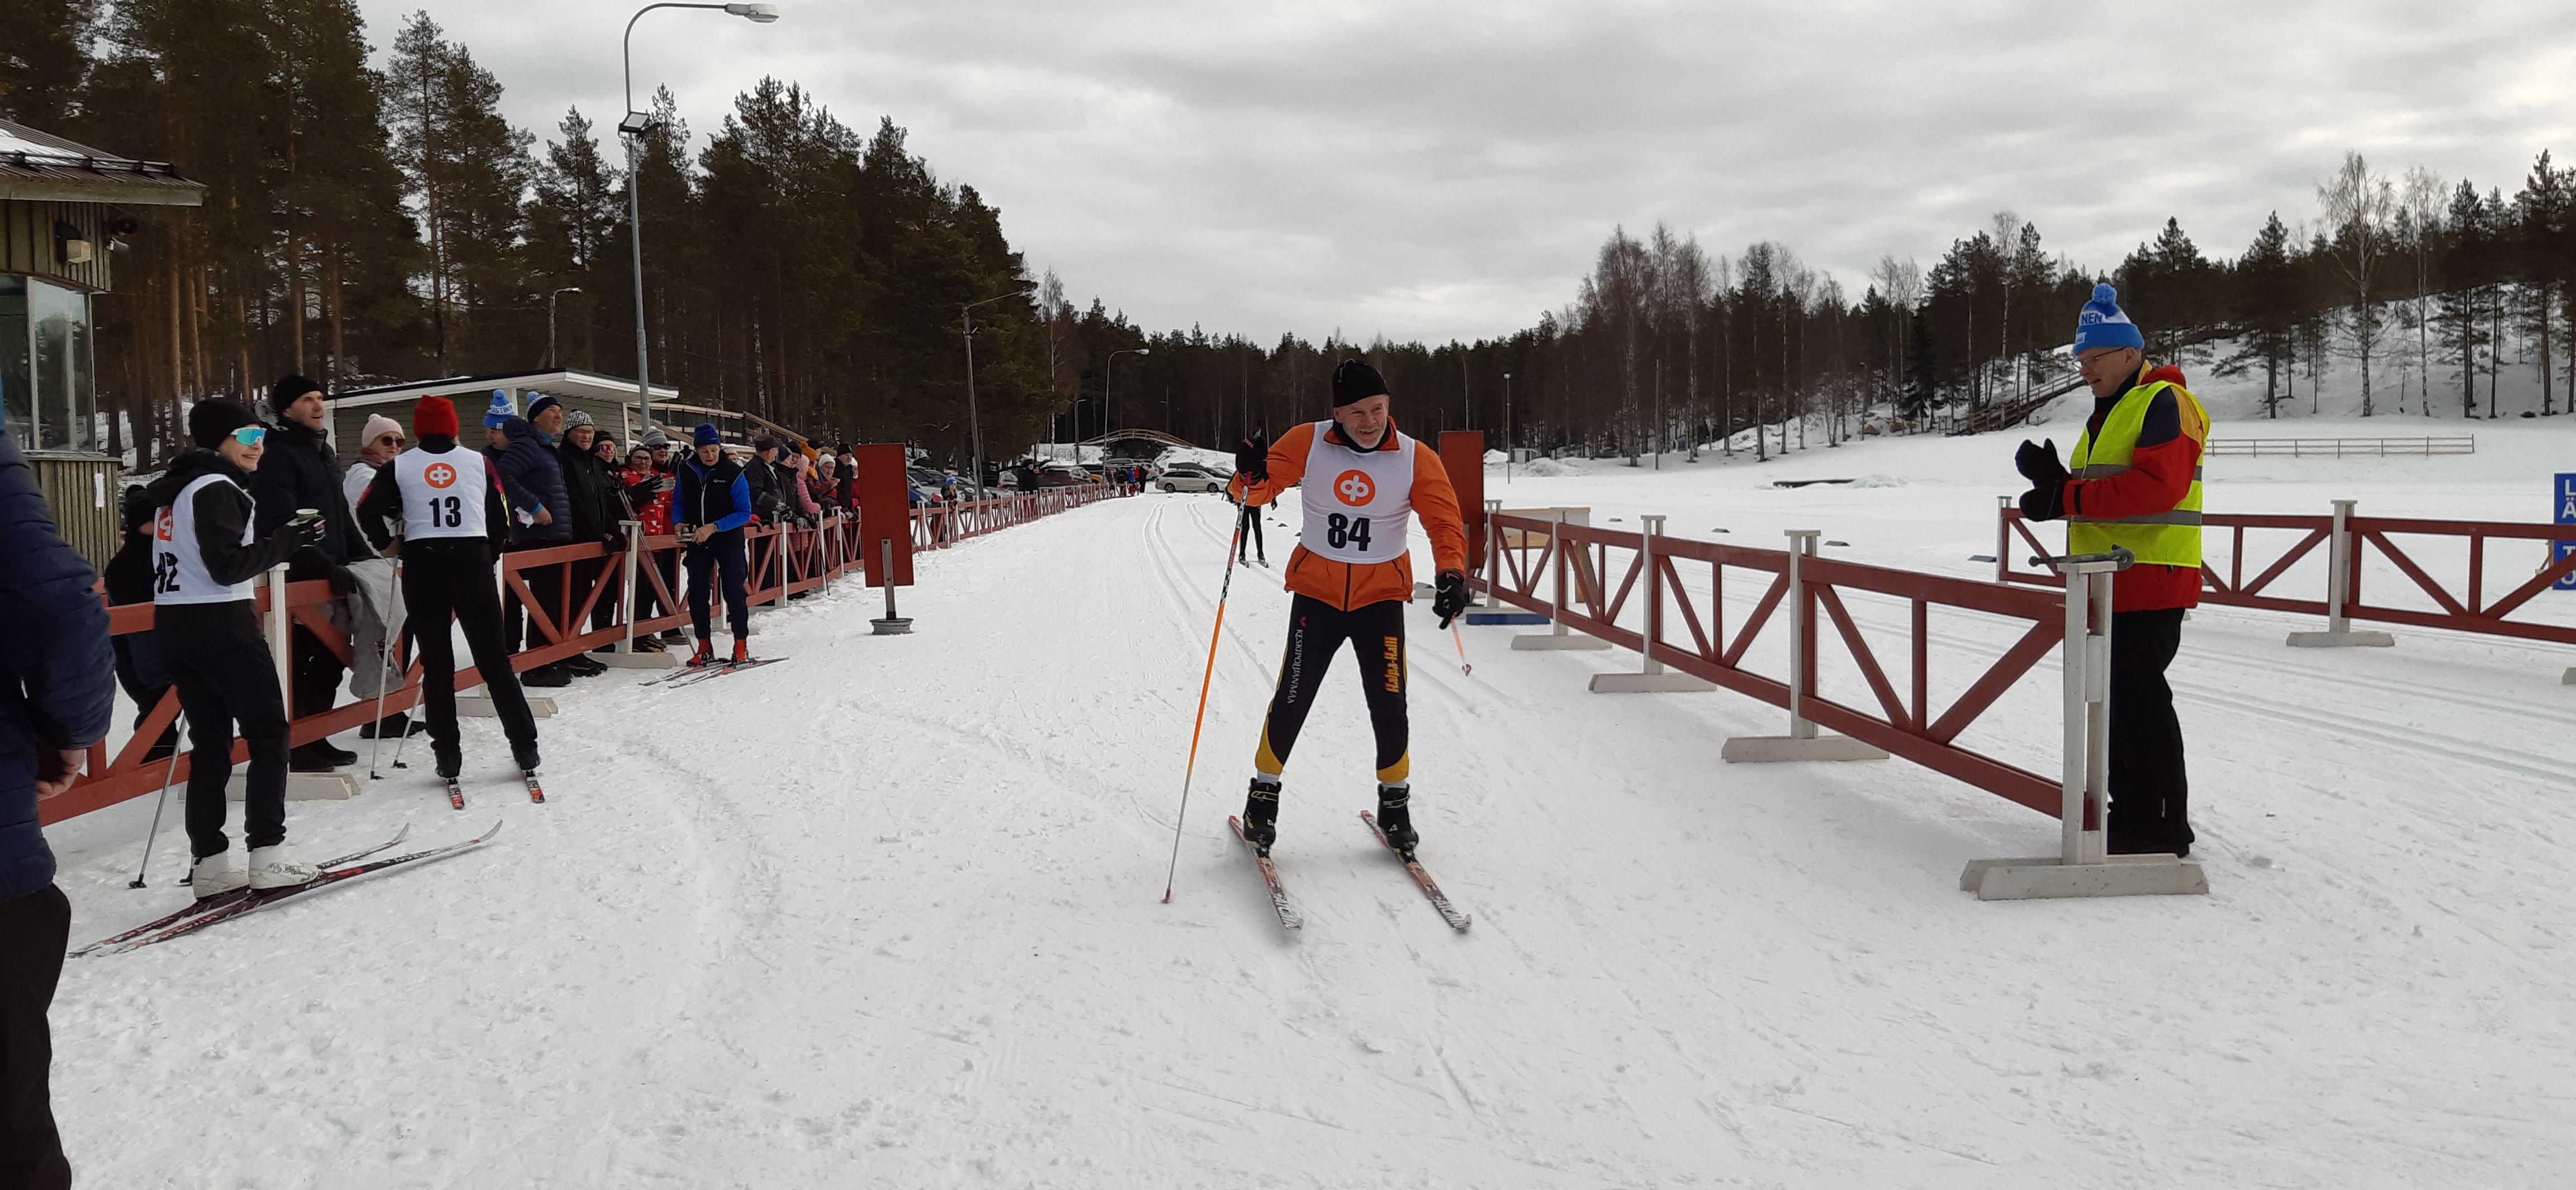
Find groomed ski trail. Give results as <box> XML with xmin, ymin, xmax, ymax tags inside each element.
<box><xmin>34</xmin><ymin>489</ymin><xmax>2576</xmax><ymax>1188</ymax></box>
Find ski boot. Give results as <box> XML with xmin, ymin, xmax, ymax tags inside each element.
<box><xmin>189</xmin><ymin>852</ymin><xmax>248</xmax><ymax>899</ymax></box>
<box><xmin>731</xmin><ymin>638</ymin><xmax>751</xmax><ymax>663</ymax></box>
<box><xmin>1376</xmin><ymin>783</ymin><xmax>1418</xmax><ymax>857</ymax></box>
<box><xmin>433</xmin><ymin>740</ymin><xmax>463</xmax><ymax>781</ymax></box>
<box><xmin>512</xmin><ymin>739</ymin><xmax>542</xmax><ymax>773</ymax></box>
<box><xmin>1242</xmin><ymin>776</ymin><xmax>1282</xmax><ymax>854</ymax></box>
<box><xmin>687</xmin><ymin>638</ymin><xmax>716</xmax><ymax>667</ymax></box>
<box><xmin>245</xmin><ymin>844</ymin><xmax>320</xmax><ymax>889</ymax></box>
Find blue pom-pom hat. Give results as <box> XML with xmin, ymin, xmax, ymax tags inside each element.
<box><xmin>2073</xmin><ymin>282</ymin><xmax>2145</xmax><ymax>354</ymax></box>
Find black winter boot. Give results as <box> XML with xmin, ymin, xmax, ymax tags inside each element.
<box><xmin>512</xmin><ymin>739</ymin><xmax>542</xmax><ymax>774</ymax></box>
<box><xmin>1241</xmin><ymin>776</ymin><xmax>1281</xmax><ymax>854</ymax></box>
<box><xmin>433</xmin><ymin>740</ymin><xmax>462</xmax><ymax>781</ymax></box>
<box><xmin>1375</xmin><ymin>783</ymin><xmax>1418</xmax><ymax>856</ymax></box>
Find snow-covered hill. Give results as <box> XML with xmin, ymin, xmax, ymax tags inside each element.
<box><xmin>38</xmin><ymin>427</ymin><xmax>2576</xmax><ymax>1186</ymax></box>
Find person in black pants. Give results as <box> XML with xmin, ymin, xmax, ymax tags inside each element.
<box><xmin>1</xmin><ymin>423</ymin><xmax>115</xmax><ymax>1190</ymax></box>
<box><xmin>252</xmin><ymin>375</ymin><xmax>365</xmax><ymax>772</ymax></box>
<box><xmin>145</xmin><ymin>399</ymin><xmax>329</xmax><ymax>892</ymax></box>
<box><xmin>356</xmin><ymin>396</ymin><xmax>541</xmax><ymax>778</ymax></box>
<box><xmin>101</xmin><ymin>483</ymin><xmax>179</xmax><ymax>760</ymax></box>
<box><xmin>674</xmin><ymin>423</ymin><xmax>754</xmax><ymax>665</ymax></box>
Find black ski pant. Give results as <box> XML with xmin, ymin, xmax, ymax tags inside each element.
<box><xmin>401</xmin><ymin>540</ymin><xmax>539</xmax><ymax>752</ymax></box>
<box><xmin>289</xmin><ymin>613</ymin><xmax>347</xmax><ymax>722</ymax></box>
<box><xmin>157</xmin><ymin>601</ymin><xmax>291</xmax><ymax>858</ymax></box>
<box><xmin>686</xmin><ymin>530</ymin><xmax>751</xmax><ymax>641</ymax></box>
<box><xmin>110</xmin><ymin>630</ymin><xmax>178</xmax><ymax>759</ymax></box>
<box><xmin>1254</xmin><ymin>594</ymin><xmax>1409</xmax><ymax>784</ymax></box>
<box><xmin>502</xmin><ymin>542</ymin><xmax>567</xmax><ymax>653</ymax></box>
<box><xmin>2108</xmin><ymin>607</ymin><xmax>2192</xmax><ymax>856</ymax></box>
<box><xmin>0</xmin><ymin>885</ymin><xmax>70</xmax><ymax>1190</ymax></box>
<box><xmin>1237</xmin><ymin>500</ymin><xmax>1265</xmax><ymax>563</ymax></box>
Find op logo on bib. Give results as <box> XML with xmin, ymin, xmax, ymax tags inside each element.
<box><xmin>424</xmin><ymin>462</ymin><xmax>458</xmax><ymax>489</ymax></box>
<box><xmin>1333</xmin><ymin>470</ymin><xmax>1375</xmax><ymax>507</ymax></box>
<box><xmin>154</xmin><ymin>506</ymin><xmax>173</xmax><ymax>541</ymax></box>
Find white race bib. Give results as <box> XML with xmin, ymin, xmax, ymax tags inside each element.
<box><xmin>153</xmin><ymin>473</ymin><xmax>255</xmax><ymax>605</ymax></box>
<box><xmin>1296</xmin><ymin>423</ymin><xmax>1416</xmax><ymax>564</ymax></box>
<box><xmin>395</xmin><ymin>447</ymin><xmax>488</xmax><ymax>540</ymax></box>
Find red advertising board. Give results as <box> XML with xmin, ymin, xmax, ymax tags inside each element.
<box><xmin>853</xmin><ymin>443</ymin><xmax>915</xmax><ymax>588</ymax></box>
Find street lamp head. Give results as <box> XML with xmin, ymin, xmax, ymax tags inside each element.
<box><xmin>1135</xmin><ymin>348</ymin><xmax>1152</xmax><ymax>356</ymax></box>
<box><xmin>724</xmin><ymin>3</ymin><xmax>782</xmax><ymax>22</ymax></box>
<box><xmin>618</xmin><ymin>111</ymin><xmax>658</xmax><ymax>138</ymax></box>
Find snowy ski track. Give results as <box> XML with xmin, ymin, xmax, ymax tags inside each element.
<box><xmin>41</xmin><ymin>476</ymin><xmax>2576</xmax><ymax>1187</ymax></box>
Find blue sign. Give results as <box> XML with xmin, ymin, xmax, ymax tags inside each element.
<box><xmin>2557</xmin><ymin>474</ymin><xmax>2576</xmax><ymax>592</ymax></box>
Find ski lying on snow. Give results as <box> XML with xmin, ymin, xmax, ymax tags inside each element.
<box><xmin>1228</xmin><ymin>815</ymin><xmax>1303</xmax><ymax>930</ymax></box>
<box><xmin>1360</xmin><ymin>811</ymin><xmax>1470</xmax><ymax>932</ymax></box>
<box><xmin>69</xmin><ymin>824</ymin><xmax>415</xmax><ymax>958</ymax></box>
<box><xmin>639</xmin><ymin>659</ymin><xmax>722</xmax><ymax>687</ymax></box>
<box><xmin>101</xmin><ymin>821</ymin><xmax>504</xmax><ymax>955</ymax></box>
<box><xmin>662</xmin><ymin>657</ymin><xmax>787</xmax><ymax>688</ymax></box>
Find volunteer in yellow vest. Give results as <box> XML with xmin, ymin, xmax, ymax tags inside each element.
<box><xmin>2013</xmin><ymin>282</ymin><xmax>2207</xmax><ymax>857</ymax></box>
<box><xmin>1226</xmin><ymin>359</ymin><xmax>1470</xmax><ymax>858</ymax></box>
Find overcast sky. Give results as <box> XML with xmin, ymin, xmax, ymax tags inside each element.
<box><xmin>357</xmin><ymin>0</ymin><xmax>2576</xmax><ymax>345</ymax></box>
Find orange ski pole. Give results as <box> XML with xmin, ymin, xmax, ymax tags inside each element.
<box><xmin>1162</xmin><ymin>510</ymin><xmax>1246</xmax><ymax>904</ymax></box>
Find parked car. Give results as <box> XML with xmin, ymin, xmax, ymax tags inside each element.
<box><xmin>1159</xmin><ymin>462</ymin><xmax>1231</xmax><ymax>493</ymax></box>
<box><xmin>1033</xmin><ymin>462</ymin><xmax>1091</xmax><ymax>489</ymax></box>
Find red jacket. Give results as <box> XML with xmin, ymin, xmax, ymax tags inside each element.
<box><xmin>2059</xmin><ymin>362</ymin><xmax>2201</xmax><ymax>612</ymax></box>
<box><xmin>620</xmin><ymin>464</ymin><xmax>673</xmax><ymax>536</ymax></box>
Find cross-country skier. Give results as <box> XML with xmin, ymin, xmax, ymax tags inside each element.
<box><xmin>1225</xmin><ymin>358</ymin><xmax>1470</xmax><ymax>856</ymax></box>
<box><xmin>674</xmin><ymin>423</ymin><xmax>754</xmax><ymax>665</ymax></box>
<box><xmin>353</xmin><ymin>396</ymin><xmax>542</xmax><ymax>781</ymax></box>
<box><xmin>144</xmin><ymin>398</ymin><xmax>330</xmax><ymax>894</ymax></box>
<box><xmin>1234</xmin><ymin>428</ymin><xmax>1268</xmax><ymax>566</ymax></box>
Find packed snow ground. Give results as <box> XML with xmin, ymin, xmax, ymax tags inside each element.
<box><xmin>40</xmin><ymin>421</ymin><xmax>2576</xmax><ymax>1188</ymax></box>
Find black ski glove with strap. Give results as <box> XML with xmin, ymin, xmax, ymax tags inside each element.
<box><xmin>1432</xmin><ymin>568</ymin><xmax>1470</xmax><ymax>629</ymax></box>
<box><xmin>2015</xmin><ymin>438</ymin><xmax>2068</xmax><ymax>489</ymax></box>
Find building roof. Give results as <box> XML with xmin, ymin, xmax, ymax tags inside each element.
<box><xmin>329</xmin><ymin>368</ymin><xmax>681</xmax><ymax>410</ymax></box>
<box><xmin>0</xmin><ymin>119</ymin><xmax>205</xmax><ymax>207</ymax></box>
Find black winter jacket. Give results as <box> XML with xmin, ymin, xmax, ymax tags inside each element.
<box><xmin>246</xmin><ymin>416</ymin><xmax>359</xmax><ymax>577</ymax></box>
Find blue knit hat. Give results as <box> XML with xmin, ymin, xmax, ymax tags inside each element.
<box><xmin>482</xmin><ymin>389</ymin><xmax>516</xmax><ymax>429</ymax></box>
<box><xmin>693</xmin><ymin>422</ymin><xmax>722</xmax><ymax>447</ymax></box>
<box><xmin>2073</xmin><ymin>283</ymin><xmax>2144</xmax><ymax>354</ymax></box>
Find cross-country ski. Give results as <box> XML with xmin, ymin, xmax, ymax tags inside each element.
<box><xmin>1362</xmin><ymin>811</ymin><xmax>1471</xmax><ymax>932</ymax></box>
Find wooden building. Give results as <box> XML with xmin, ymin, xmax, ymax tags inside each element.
<box><xmin>1</xmin><ymin>117</ymin><xmax>205</xmax><ymax>566</ymax></box>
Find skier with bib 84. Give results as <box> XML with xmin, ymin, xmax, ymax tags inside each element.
<box><xmin>144</xmin><ymin>399</ymin><xmax>332</xmax><ymax>895</ymax></box>
<box><xmin>353</xmin><ymin>395</ymin><xmax>542</xmax><ymax>782</ymax></box>
<box><xmin>1225</xmin><ymin>359</ymin><xmax>1470</xmax><ymax>857</ymax></box>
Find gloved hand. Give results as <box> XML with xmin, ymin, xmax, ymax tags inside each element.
<box><xmin>286</xmin><ymin>517</ymin><xmax>328</xmax><ymax>549</ymax></box>
<box><xmin>1432</xmin><ymin>568</ymin><xmax>1470</xmax><ymax>629</ymax></box>
<box><xmin>1233</xmin><ymin>435</ymin><xmax>1268</xmax><ymax>483</ymax></box>
<box><xmin>2018</xmin><ymin>484</ymin><xmax>2065</xmax><ymax>522</ymax></box>
<box><xmin>2015</xmin><ymin>438</ymin><xmax>2068</xmax><ymax>489</ymax></box>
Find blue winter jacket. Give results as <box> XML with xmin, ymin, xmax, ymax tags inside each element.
<box><xmin>493</xmin><ymin>416</ymin><xmax>571</xmax><ymax>544</ymax></box>
<box><xmin>0</xmin><ymin>428</ymin><xmax>116</xmax><ymax>900</ymax></box>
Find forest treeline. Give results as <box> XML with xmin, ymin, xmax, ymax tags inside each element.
<box><xmin>3</xmin><ymin>1</ymin><xmax>2572</xmax><ymax>468</ymax></box>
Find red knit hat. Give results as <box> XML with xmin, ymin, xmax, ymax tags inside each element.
<box><xmin>411</xmin><ymin>395</ymin><xmax>460</xmax><ymax>439</ymax></box>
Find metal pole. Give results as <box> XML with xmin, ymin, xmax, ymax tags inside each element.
<box><xmin>881</xmin><ymin>539</ymin><xmax>898</xmax><ymax>622</ymax></box>
<box><xmin>2086</xmin><ymin>565</ymin><xmax>2114</xmax><ymax>866</ymax></box>
<box><xmin>963</xmin><ymin>307</ymin><xmax>983</xmax><ymax>499</ymax></box>
<box><xmin>1995</xmin><ymin>494</ymin><xmax>2011</xmax><ymax>585</ymax></box>
<box><xmin>624</xmin><ymin>133</ymin><xmax>653</xmax><ymax>433</ymax></box>
<box><xmin>1784</xmin><ymin>530</ymin><xmax>1818</xmax><ymax>739</ymax></box>
<box><xmin>1503</xmin><ymin>372</ymin><xmax>1514</xmax><ymax>483</ymax></box>
<box><xmin>2058</xmin><ymin>565</ymin><xmax>2087</xmax><ymax>865</ymax></box>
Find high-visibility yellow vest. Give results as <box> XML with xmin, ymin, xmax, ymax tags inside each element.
<box><xmin>2068</xmin><ymin>379</ymin><xmax>2209</xmax><ymax>568</ymax></box>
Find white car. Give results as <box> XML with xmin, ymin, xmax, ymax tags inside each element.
<box><xmin>1159</xmin><ymin>462</ymin><xmax>1231</xmax><ymax>493</ymax></box>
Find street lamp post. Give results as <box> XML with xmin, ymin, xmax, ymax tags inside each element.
<box><xmin>1503</xmin><ymin>371</ymin><xmax>1514</xmax><ymax>483</ymax></box>
<box><xmin>620</xmin><ymin>2</ymin><xmax>778</xmax><ymax>436</ymax></box>
<box><xmin>961</xmin><ymin>285</ymin><xmax>1034</xmax><ymax>498</ymax></box>
<box><xmin>1102</xmin><ymin>346</ymin><xmax>1149</xmax><ymax>479</ymax></box>
<box><xmin>546</xmin><ymin>286</ymin><xmax>582</xmax><ymax>367</ymax></box>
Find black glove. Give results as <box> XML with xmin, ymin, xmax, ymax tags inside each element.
<box><xmin>1432</xmin><ymin>568</ymin><xmax>1469</xmax><ymax>629</ymax></box>
<box><xmin>2018</xmin><ymin>484</ymin><xmax>2065</xmax><ymax>522</ymax></box>
<box><xmin>326</xmin><ymin>564</ymin><xmax>357</xmax><ymax>597</ymax></box>
<box><xmin>2015</xmin><ymin>438</ymin><xmax>2068</xmax><ymax>489</ymax></box>
<box><xmin>1233</xmin><ymin>435</ymin><xmax>1268</xmax><ymax>483</ymax></box>
<box><xmin>286</xmin><ymin>517</ymin><xmax>328</xmax><ymax>550</ymax></box>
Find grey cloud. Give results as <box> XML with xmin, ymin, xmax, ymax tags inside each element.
<box><xmin>362</xmin><ymin>0</ymin><xmax>2576</xmax><ymax>343</ymax></box>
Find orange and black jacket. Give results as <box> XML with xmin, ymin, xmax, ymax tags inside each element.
<box><xmin>1228</xmin><ymin>419</ymin><xmax>1468</xmax><ymax>612</ymax></box>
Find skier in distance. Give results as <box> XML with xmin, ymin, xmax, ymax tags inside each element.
<box><xmin>1226</xmin><ymin>358</ymin><xmax>1469</xmax><ymax>857</ymax></box>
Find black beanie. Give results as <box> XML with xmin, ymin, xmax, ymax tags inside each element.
<box><xmin>190</xmin><ymin>398</ymin><xmax>261</xmax><ymax>449</ymax></box>
<box><xmin>1330</xmin><ymin>358</ymin><xmax>1387</xmax><ymax>407</ymax></box>
<box><xmin>269</xmin><ymin>374</ymin><xmax>323</xmax><ymax>410</ymax></box>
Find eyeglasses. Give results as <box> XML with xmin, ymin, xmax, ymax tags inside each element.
<box><xmin>229</xmin><ymin>426</ymin><xmax>267</xmax><ymax>446</ymax></box>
